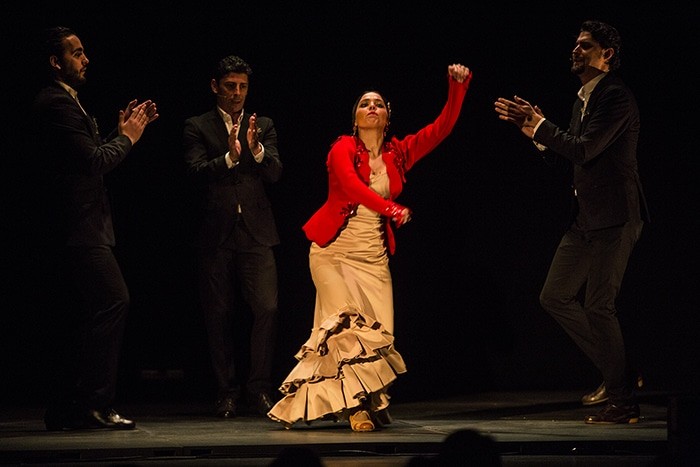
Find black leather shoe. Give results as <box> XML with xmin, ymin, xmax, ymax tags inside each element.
<box><xmin>89</xmin><ymin>409</ymin><xmax>136</xmax><ymax>430</ymax></box>
<box><xmin>371</xmin><ymin>408</ymin><xmax>393</xmax><ymax>428</ymax></box>
<box><xmin>581</xmin><ymin>374</ymin><xmax>644</xmax><ymax>406</ymax></box>
<box><xmin>216</xmin><ymin>396</ymin><xmax>237</xmax><ymax>418</ymax></box>
<box><xmin>250</xmin><ymin>392</ymin><xmax>274</xmax><ymax>416</ymax></box>
<box><xmin>581</xmin><ymin>381</ymin><xmax>608</xmax><ymax>406</ymax></box>
<box><xmin>585</xmin><ymin>403</ymin><xmax>640</xmax><ymax>424</ymax></box>
<box><xmin>45</xmin><ymin>407</ymin><xmax>136</xmax><ymax>431</ymax></box>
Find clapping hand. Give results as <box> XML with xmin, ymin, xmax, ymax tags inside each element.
<box><xmin>494</xmin><ymin>95</ymin><xmax>543</xmax><ymax>138</ymax></box>
<box><xmin>124</xmin><ymin>99</ymin><xmax>159</xmax><ymax>124</ymax></box>
<box><xmin>247</xmin><ymin>113</ymin><xmax>262</xmax><ymax>155</ymax></box>
<box><xmin>119</xmin><ymin>99</ymin><xmax>158</xmax><ymax>144</ymax></box>
<box><xmin>229</xmin><ymin>124</ymin><xmax>242</xmax><ymax>162</ymax></box>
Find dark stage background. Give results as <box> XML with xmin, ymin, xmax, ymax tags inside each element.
<box><xmin>2</xmin><ymin>2</ymin><xmax>698</xmax><ymax>406</ymax></box>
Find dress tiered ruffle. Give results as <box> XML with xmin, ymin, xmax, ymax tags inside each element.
<box><xmin>267</xmin><ymin>307</ymin><xmax>406</xmax><ymax>427</ymax></box>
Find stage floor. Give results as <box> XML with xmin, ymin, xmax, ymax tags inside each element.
<box><xmin>0</xmin><ymin>390</ymin><xmax>686</xmax><ymax>466</ymax></box>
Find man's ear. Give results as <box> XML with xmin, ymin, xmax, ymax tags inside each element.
<box><xmin>50</xmin><ymin>55</ymin><xmax>61</xmax><ymax>70</ymax></box>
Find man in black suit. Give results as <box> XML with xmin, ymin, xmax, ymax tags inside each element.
<box><xmin>183</xmin><ymin>55</ymin><xmax>282</xmax><ymax>418</ymax></box>
<box><xmin>31</xmin><ymin>26</ymin><xmax>158</xmax><ymax>431</ymax></box>
<box><xmin>495</xmin><ymin>20</ymin><xmax>649</xmax><ymax>424</ymax></box>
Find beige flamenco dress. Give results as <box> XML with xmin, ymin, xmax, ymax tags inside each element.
<box><xmin>267</xmin><ymin>167</ymin><xmax>407</xmax><ymax>428</ymax></box>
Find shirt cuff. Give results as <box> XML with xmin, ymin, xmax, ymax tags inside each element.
<box><xmin>252</xmin><ymin>143</ymin><xmax>265</xmax><ymax>163</ymax></box>
<box><xmin>225</xmin><ymin>151</ymin><xmax>240</xmax><ymax>168</ymax></box>
<box><xmin>532</xmin><ymin>119</ymin><xmax>547</xmax><ymax>151</ymax></box>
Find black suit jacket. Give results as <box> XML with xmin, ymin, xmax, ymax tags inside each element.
<box><xmin>32</xmin><ymin>82</ymin><xmax>133</xmax><ymax>247</ymax></box>
<box><xmin>534</xmin><ymin>73</ymin><xmax>650</xmax><ymax>230</ymax></box>
<box><xmin>183</xmin><ymin>108</ymin><xmax>282</xmax><ymax>247</ymax></box>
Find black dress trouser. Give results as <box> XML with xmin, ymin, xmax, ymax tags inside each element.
<box><xmin>539</xmin><ymin>220</ymin><xmax>643</xmax><ymax>405</ymax></box>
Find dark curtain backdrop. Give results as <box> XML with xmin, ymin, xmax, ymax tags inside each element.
<box><xmin>2</xmin><ymin>1</ymin><xmax>698</xmax><ymax>405</ymax></box>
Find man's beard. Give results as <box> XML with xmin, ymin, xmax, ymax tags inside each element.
<box><xmin>67</xmin><ymin>72</ymin><xmax>86</xmax><ymax>89</ymax></box>
<box><xmin>571</xmin><ymin>63</ymin><xmax>585</xmax><ymax>75</ymax></box>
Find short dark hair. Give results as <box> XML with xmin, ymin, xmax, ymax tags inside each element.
<box><xmin>40</xmin><ymin>26</ymin><xmax>76</xmax><ymax>76</ymax></box>
<box><xmin>213</xmin><ymin>55</ymin><xmax>252</xmax><ymax>82</ymax></box>
<box><xmin>581</xmin><ymin>20</ymin><xmax>622</xmax><ymax>71</ymax></box>
<box><xmin>41</xmin><ymin>26</ymin><xmax>75</xmax><ymax>59</ymax></box>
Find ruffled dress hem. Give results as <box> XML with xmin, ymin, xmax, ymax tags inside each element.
<box><xmin>267</xmin><ymin>306</ymin><xmax>406</xmax><ymax>428</ymax></box>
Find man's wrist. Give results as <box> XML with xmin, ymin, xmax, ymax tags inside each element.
<box><xmin>225</xmin><ymin>151</ymin><xmax>240</xmax><ymax>168</ymax></box>
<box><xmin>252</xmin><ymin>143</ymin><xmax>264</xmax><ymax>161</ymax></box>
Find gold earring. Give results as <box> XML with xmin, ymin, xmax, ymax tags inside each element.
<box><xmin>353</xmin><ymin>124</ymin><xmax>358</xmax><ymax>136</ymax></box>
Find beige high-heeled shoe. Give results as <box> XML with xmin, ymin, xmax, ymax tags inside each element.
<box><xmin>349</xmin><ymin>410</ymin><xmax>375</xmax><ymax>432</ymax></box>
